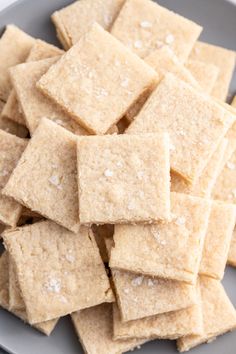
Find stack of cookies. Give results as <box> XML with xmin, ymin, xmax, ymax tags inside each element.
<box><xmin>0</xmin><ymin>0</ymin><xmax>236</xmax><ymax>353</ymax></box>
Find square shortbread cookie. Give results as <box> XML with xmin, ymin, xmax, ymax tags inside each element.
<box><xmin>112</xmin><ymin>269</ymin><xmax>197</xmax><ymax>321</ymax></box>
<box><xmin>228</xmin><ymin>229</ymin><xmax>236</xmax><ymax>267</ymax></box>
<box><xmin>77</xmin><ymin>133</ymin><xmax>170</xmax><ymax>224</ymax></box>
<box><xmin>3</xmin><ymin>118</ymin><xmax>79</xmax><ymax>232</ymax></box>
<box><xmin>113</xmin><ymin>284</ymin><xmax>202</xmax><ymax>340</ymax></box>
<box><xmin>10</xmin><ymin>58</ymin><xmax>87</xmax><ymax>135</ymax></box>
<box><xmin>0</xmin><ymin>129</ymin><xmax>27</xmax><ymax>226</ymax></box>
<box><xmin>186</xmin><ymin>60</ymin><xmax>219</xmax><ymax>94</ymax></box>
<box><xmin>126</xmin><ymin>73</ymin><xmax>234</xmax><ymax>183</ymax></box>
<box><xmin>2</xmin><ymin>221</ymin><xmax>114</xmax><ymax>324</ymax></box>
<box><xmin>171</xmin><ymin>138</ymin><xmax>228</xmax><ymax>198</ymax></box>
<box><xmin>111</xmin><ymin>0</ymin><xmax>202</xmax><ymax>62</ymax></box>
<box><xmin>37</xmin><ymin>23</ymin><xmax>158</xmax><ymax>135</ymax></box>
<box><xmin>92</xmin><ymin>224</ymin><xmax>114</xmax><ymax>263</ymax></box>
<box><xmin>190</xmin><ymin>41</ymin><xmax>236</xmax><ymax>101</ymax></box>
<box><xmin>0</xmin><ymin>252</ymin><xmax>58</xmax><ymax>336</ymax></box>
<box><xmin>177</xmin><ymin>277</ymin><xmax>236</xmax><ymax>352</ymax></box>
<box><xmin>0</xmin><ymin>25</ymin><xmax>34</xmax><ymax>101</ymax></box>
<box><xmin>110</xmin><ymin>192</ymin><xmax>211</xmax><ymax>284</ymax></box>
<box><xmin>51</xmin><ymin>0</ymin><xmax>126</xmax><ymax>49</ymax></box>
<box><xmin>71</xmin><ymin>303</ymin><xmax>146</xmax><ymax>354</ymax></box>
<box><xmin>199</xmin><ymin>201</ymin><xmax>236</xmax><ymax>280</ymax></box>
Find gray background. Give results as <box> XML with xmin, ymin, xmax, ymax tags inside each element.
<box><xmin>0</xmin><ymin>0</ymin><xmax>236</xmax><ymax>353</ymax></box>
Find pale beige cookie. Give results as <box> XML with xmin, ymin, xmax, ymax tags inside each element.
<box><xmin>51</xmin><ymin>0</ymin><xmax>126</xmax><ymax>49</ymax></box>
<box><xmin>171</xmin><ymin>138</ymin><xmax>228</xmax><ymax>198</ymax></box>
<box><xmin>113</xmin><ymin>283</ymin><xmax>202</xmax><ymax>340</ymax></box>
<box><xmin>126</xmin><ymin>73</ymin><xmax>234</xmax><ymax>183</ymax></box>
<box><xmin>77</xmin><ymin>133</ymin><xmax>170</xmax><ymax>224</ymax></box>
<box><xmin>186</xmin><ymin>60</ymin><xmax>219</xmax><ymax>94</ymax></box>
<box><xmin>1</xmin><ymin>91</ymin><xmax>26</xmax><ymax>126</ymax></box>
<box><xmin>71</xmin><ymin>303</ymin><xmax>145</xmax><ymax>354</ymax></box>
<box><xmin>212</xmin><ymin>150</ymin><xmax>236</xmax><ymax>203</ymax></box>
<box><xmin>228</xmin><ymin>228</ymin><xmax>236</xmax><ymax>267</ymax></box>
<box><xmin>3</xmin><ymin>118</ymin><xmax>79</xmax><ymax>232</ymax></box>
<box><xmin>111</xmin><ymin>0</ymin><xmax>202</xmax><ymax>62</ymax></box>
<box><xmin>8</xmin><ymin>256</ymin><xmax>25</xmax><ymax>311</ymax></box>
<box><xmin>92</xmin><ymin>224</ymin><xmax>114</xmax><ymax>263</ymax></box>
<box><xmin>199</xmin><ymin>201</ymin><xmax>236</xmax><ymax>279</ymax></box>
<box><xmin>0</xmin><ymin>25</ymin><xmax>34</xmax><ymax>101</ymax></box>
<box><xmin>177</xmin><ymin>277</ymin><xmax>236</xmax><ymax>352</ymax></box>
<box><xmin>112</xmin><ymin>269</ymin><xmax>197</xmax><ymax>321</ymax></box>
<box><xmin>190</xmin><ymin>41</ymin><xmax>236</xmax><ymax>101</ymax></box>
<box><xmin>3</xmin><ymin>221</ymin><xmax>114</xmax><ymax>324</ymax></box>
<box><xmin>110</xmin><ymin>193</ymin><xmax>211</xmax><ymax>284</ymax></box>
<box><xmin>37</xmin><ymin>23</ymin><xmax>158</xmax><ymax>135</ymax></box>
<box><xmin>0</xmin><ymin>130</ymin><xmax>27</xmax><ymax>226</ymax></box>
<box><xmin>10</xmin><ymin>58</ymin><xmax>87</xmax><ymax>135</ymax></box>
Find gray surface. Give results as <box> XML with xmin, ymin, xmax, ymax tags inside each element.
<box><xmin>0</xmin><ymin>0</ymin><xmax>235</xmax><ymax>353</ymax></box>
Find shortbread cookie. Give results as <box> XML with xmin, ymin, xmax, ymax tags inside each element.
<box><xmin>171</xmin><ymin>138</ymin><xmax>228</xmax><ymax>198</ymax></box>
<box><xmin>111</xmin><ymin>0</ymin><xmax>202</xmax><ymax>62</ymax></box>
<box><xmin>186</xmin><ymin>60</ymin><xmax>219</xmax><ymax>94</ymax></box>
<box><xmin>177</xmin><ymin>277</ymin><xmax>236</xmax><ymax>352</ymax></box>
<box><xmin>0</xmin><ymin>25</ymin><xmax>34</xmax><ymax>101</ymax></box>
<box><xmin>113</xmin><ymin>284</ymin><xmax>202</xmax><ymax>339</ymax></box>
<box><xmin>110</xmin><ymin>193</ymin><xmax>211</xmax><ymax>284</ymax></box>
<box><xmin>10</xmin><ymin>58</ymin><xmax>87</xmax><ymax>135</ymax></box>
<box><xmin>228</xmin><ymin>228</ymin><xmax>236</xmax><ymax>267</ymax></box>
<box><xmin>71</xmin><ymin>303</ymin><xmax>145</xmax><ymax>354</ymax></box>
<box><xmin>126</xmin><ymin>73</ymin><xmax>234</xmax><ymax>182</ymax></box>
<box><xmin>3</xmin><ymin>119</ymin><xmax>79</xmax><ymax>232</ymax></box>
<box><xmin>199</xmin><ymin>201</ymin><xmax>236</xmax><ymax>279</ymax></box>
<box><xmin>51</xmin><ymin>0</ymin><xmax>126</xmax><ymax>49</ymax></box>
<box><xmin>190</xmin><ymin>41</ymin><xmax>236</xmax><ymax>101</ymax></box>
<box><xmin>0</xmin><ymin>130</ymin><xmax>27</xmax><ymax>226</ymax></box>
<box><xmin>112</xmin><ymin>269</ymin><xmax>197</xmax><ymax>321</ymax></box>
<box><xmin>3</xmin><ymin>221</ymin><xmax>114</xmax><ymax>324</ymax></box>
<box><xmin>92</xmin><ymin>224</ymin><xmax>114</xmax><ymax>263</ymax></box>
<box><xmin>77</xmin><ymin>133</ymin><xmax>170</xmax><ymax>224</ymax></box>
<box><xmin>0</xmin><ymin>115</ymin><xmax>28</xmax><ymax>138</ymax></box>
<box><xmin>37</xmin><ymin>23</ymin><xmax>158</xmax><ymax>135</ymax></box>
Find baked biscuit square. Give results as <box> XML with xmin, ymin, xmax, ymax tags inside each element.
<box><xmin>0</xmin><ymin>129</ymin><xmax>27</xmax><ymax>226</ymax></box>
<box><xmin>110</xmin><ymin>193</ymin><xmax>211</xmax><ymax>284</ymax></box>
<box><xmin>126</xmin><ymin>74</ymin><xmax>234</xmax><ymax>182</ymax></box>
<box><xmin>10</xmin><ymin>58</ymin><xmax>87</xmax><ymax>135</ymax></box>
<box><xmin>113</xmin><ymin>284</ymin><xmax>202</xmax><ymax>340</ymax></box>
<box><xmin>112</xmin><ymin>269</ymin><xmax>197</xmax><ymax>321</ymax></box>
<box><xmin>199</xmin><ymin>201</ymin><xmax>236</xmax><ymax>279</ymax></box>
<box><xmin>111</xmin><ymin>0</ymin><xmax>202</xmax><ymax>62</ymax></box>
<box><xmin>71</xmin><ymin>303</ymin><xmax>145</xmax><ymax>354</ymax></box>
<box><xmin>3</xmin><ymin>221</ymin><xmax>114</xmax><ymax>324</ymax></box>
<box><xmin>77</xmin><ymin>133</ymin><xmax>170</xmax><ymax>224</ymax></box>
<box><xmin>228</xmin><ymin>228</ymin><xmax>236</xmax><ymax>267</ymax></box>
<box><xmin>37</xmin><ymin>23</ymin><xmax>158</xmax><ymax>135</ymax></box>
<box><xmin>190</xmin><ymin>41</ymin><xmax>236</xmax><ymax>101</ymax></box>
<box><xmin>177</xmin><ymin>277</ymin><xmax>236</xmax><ymax>352</ymax></box>
<box><xmin>3</xmin><ymin>118</ymin><xmax>79</xmax><ymax>232</ymax></box>
<box><xmin>0</xmin><ymin>25</ymin><xmax>34</xmax><ymax>101</ymax></box>
<box><xmin>186</xmin><ymin>60</ymin><xmax>219</xmax><ymax>94</ymax></box>
<box><xmin>51</xmin><ymin>0</ymin><xmax>126</xmax><ymax>49</ymax></box>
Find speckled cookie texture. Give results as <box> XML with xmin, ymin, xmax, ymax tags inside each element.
<box><xmin>186</xmin><ymin>60</ymin><xmax>219</xmax><ymax>94</ymax></box>
<box><xmin>228</xmin><ymin>228</ymin><xmax>236</xmax><ymax>267</ymax></box>
<box><xmin>110</xmin><ymin>193</ymin><xmax>211</xmax><ymax>284</ymax></box>
<box><xmin>77</xmin><ymin>133</ymin><xmax>170</xmax><ymax>224</ymax></box>
<box><xmin>37</xmin><ymin>23</ymin><xmax>158</xmax><ymax>135</ymax></box>
<box><xmin>111</xmin><ymin>269</ymin><xmax>197</xmax><ymax>321</ymax></box>
<box><xmin>111</xmin><ymin>0</ymin><xmax>202</xmax><ymax>62</ymax></box>
<box><xmin>171</xmin><ymin>139</ymin><xmax>228</xmax><ymax>198</ymax></box>
<box><xmin>190</xmin><ymin>41</ymin><xmax>236</xmax><ymax>101</ymax></box>
<box><xmin>0</xmin><ymin>129</ymin><xmax>27</xmax><ymax>226</ymax></box>
<box><xmin>199</xmin><ymin>201</ymin><xmax>236</xmax><ymax>280</ymax></box>
<box><xmin>8</xmin><ymin>256</ymin><xmax>25</xmax><ymax>311</ymax></box>
<box><xmin>0</xmin><ymin>25</ymin><xmax>34</xmax><ymax>101</ymax></box>
<box><xmin>177</xmin><ymin>277</ymin><xmax>236</xmax><ymax>352</ymax></box>
<box><xmin>126</xmin><ymin>73</ymin><xmax>234</xmax><ymax>183</ymax></box>
<box><xmin>71</xmin><ymin>303</ymin><xmax>146</xmax><ymax>354</ymax></box>
<box><xmin>113</xmin><ymin>284</ymin><xmax>202</xmax><ymax>340</ymax></box>
<box><xmin>3</xmin><ymin>118</ymin><xmax>79</xmax><ymax>232</ymax></box>
<box><xmin>1</xmin><ymin>90</ymin><xmax>26</xmax><ymax>126</ymax></box>
<box><xmin>2</xmin><ymin>220</ymin><xmax>114</xmax><ymax>324</ymax></box>
<box><xmin>51</xmin><ymin>0</ymin><xmax>126</xmax><ymax>49</ymax></box>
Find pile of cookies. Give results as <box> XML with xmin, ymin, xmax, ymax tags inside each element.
<box><xmin>0</xmin><ymin>0</ymin><xmax>236</xmax><ymax>352</ymax></box>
